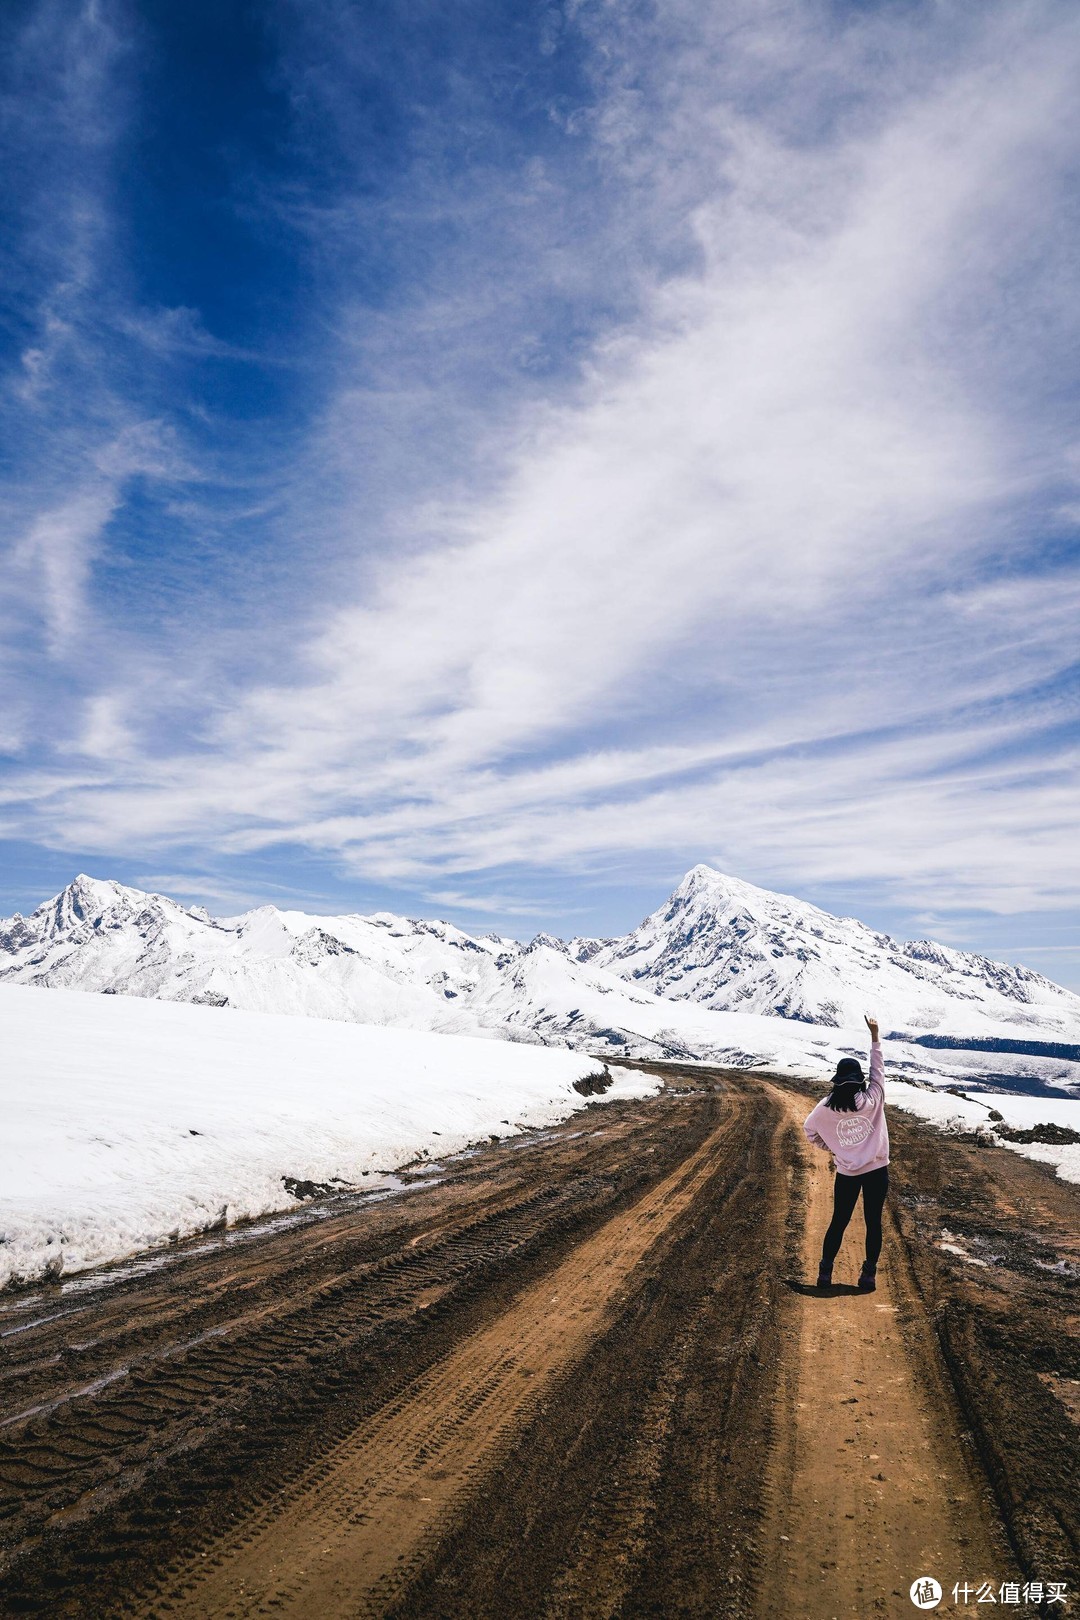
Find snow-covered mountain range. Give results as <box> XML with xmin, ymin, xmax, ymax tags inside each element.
<box><xmin>3</xmin><ymin>867</ymin><xmax>1079</xmax><ymax>1088</ymax></box>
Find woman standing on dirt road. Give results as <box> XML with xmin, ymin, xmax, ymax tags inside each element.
<box><xmin>803</xmin><ymin>1015</ymin><xmax>888</xmax><ymax>1293</ymax></box>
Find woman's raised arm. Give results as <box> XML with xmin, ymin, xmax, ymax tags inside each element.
<box><xmin>865</xmin><ymin>1014</ymin><xmax>884</xmax><ymax>1102</ymax></box>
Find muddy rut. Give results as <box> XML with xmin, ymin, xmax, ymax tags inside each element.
<box><xmin>1</xmin><ymin>1068</ymin><xmax>1077</xmax><ymax>1617</ymax></box>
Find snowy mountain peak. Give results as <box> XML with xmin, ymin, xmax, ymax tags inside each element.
<box><xmin>46</xmin><ymin>874</ymin><xmax>203</xmax><ymax>928</ymax></box>
<box><xmin>34</xmin><ymin>875</ymin><xmax>163</xmax><ymax>942</ymax></box>
<box><xmin>666</xmin><ymin>863</ymin><xmax>745</xmax><ymax>912</ymax></box>
<box><xmin>58</xmin><ymin>873</ymin><xmax>132</xmax><ymax>914</ymax></box>
<box><xmin>590</xmin><ymin>866</ymin><xmax>1079</xmax><ymax>1034</ymax></box>
<box><xmin>672</xmin><ymin>862</ymin><xmax>737</xmax><ymax>897</ymax></box>
<box><xmin>666</xmin><ymin>864</ymin><xmax>848</xmax><ymax>928</ymax></box>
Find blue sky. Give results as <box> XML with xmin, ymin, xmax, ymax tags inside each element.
<box><xmin>1</xmin><ymin>0</ymin><xmax>1079</xmax><ymax>984</ymax></box>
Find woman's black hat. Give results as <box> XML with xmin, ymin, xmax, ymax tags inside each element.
<box><xmin>832</xmin><ymin>1057</ymin><xmax>865</xmax><ymax>1086</ymax></box>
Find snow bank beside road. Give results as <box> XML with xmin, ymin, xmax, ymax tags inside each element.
<box><xmin>0</xmin><ymin>985</ymin><xmax>658</xmax><ymax>1289</ymax></box>
<box><xmin>888</xmin><ymin>1082</ymin><xmax>1080</xmax><ymax>1184</ymax></box>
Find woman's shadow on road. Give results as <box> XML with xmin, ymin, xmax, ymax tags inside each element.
<box><xmin>785</xmin><ymin>1280</ymin><xmax>864</xmax><ymax>1296</ymax></box>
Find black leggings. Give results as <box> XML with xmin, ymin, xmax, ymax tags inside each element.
<box><xmin>820</xmin><ymin>1166</ymin><xmax>889</xmax><ymax>1269</ymax></box>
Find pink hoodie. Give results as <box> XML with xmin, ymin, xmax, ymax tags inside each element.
<box><xmin>803</xmin><ymin>1041</ymin><xmax>889</xmax><ymax>1176</ymax></box>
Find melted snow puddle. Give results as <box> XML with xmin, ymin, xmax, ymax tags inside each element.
<box><xmin>937</xmin><ymin>1228</ymin><xmax>1004</xmax><ymax>1268</ymax></box>
<box><xmin>939</xmin><ymin>1241</ymin><xmax>990</xmax><ymax>1267</ymax></box>
<box><xmin>357</xmin><ymin>1173</ymin><xmax>444</xmax><ymax>1206</ymax></box>
<box><xmin>1033</xmin><ymin>1256</ymin><xmax>1077</xmax><ymax>1277</ymax></box>
<box><xmin>0</xmin><ymin>1305</ymin><xmax>92</xmax><ymax>1338</ymax></box>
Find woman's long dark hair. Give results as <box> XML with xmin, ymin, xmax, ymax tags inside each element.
<box><xmin>824</xmin><ymin>1057</ymin><xmax>866</xmax><ymax>1111</ymax></box>
<box><xmin>825</xmin><ymin>1081</ymin><xmax>866</xmax><ymax>1112</ymax></box>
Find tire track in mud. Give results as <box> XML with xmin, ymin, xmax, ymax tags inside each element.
<box><xmin>135</xmin><ymin>1096</ymin><xmax>757</xmax><ymax>1618</ymax></box>
<box><xmin>0</xmin><ymin>1111</ymin><xmax>673</xmax><ymax>1549</ymax></box>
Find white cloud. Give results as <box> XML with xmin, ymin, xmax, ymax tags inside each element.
<box><xmin>8</xmin><ymin>422</ymin><xmax>189</xmax><ymax>658</ymax></box>
<box><xmin>15</xmin><ymin>484</ymin><xmax>120</xmax><ymax>653</ymax></box>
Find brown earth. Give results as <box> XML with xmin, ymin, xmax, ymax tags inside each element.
<box><xmin>0</xmin><ymin>1066</ymin><xmax>1077</xmax><ymax>1618</ymax></box>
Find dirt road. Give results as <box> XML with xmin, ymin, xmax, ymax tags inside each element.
<box><xmin>1</xmin><ymin>1068</ymin><xmax>1077</xmax><ymax>1617</ymax></box>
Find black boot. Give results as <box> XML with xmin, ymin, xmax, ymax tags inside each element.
<box><xmin>816</xmin><ymin>1263</ymin><xmax>833</xmax><ymax>1288</ymax></box>
<box><xmin>858</xmin><ymin>1263</ymin><xmax>877</xmax><ymax>1293</ymax></box>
